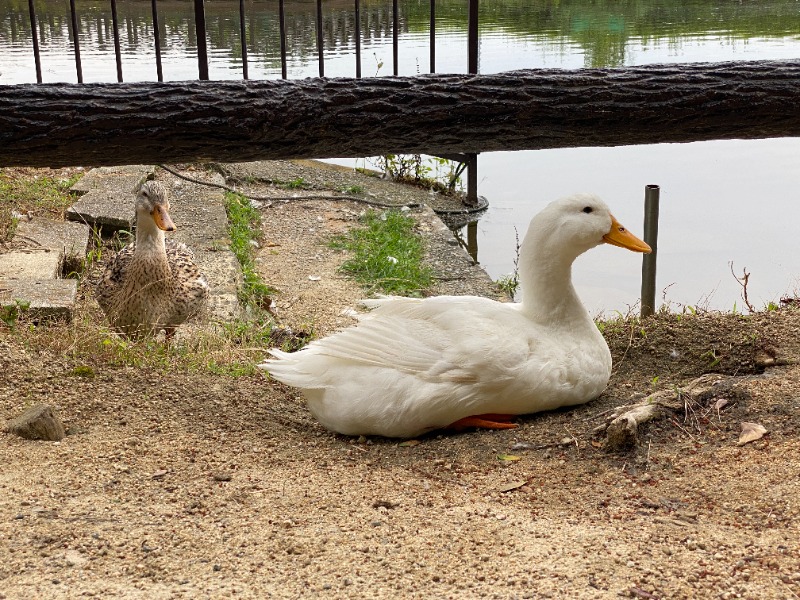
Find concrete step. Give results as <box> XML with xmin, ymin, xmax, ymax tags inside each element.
<box><xmin>14</xmin><ymin>217</ymin><xmax>92</xmax><ymax>273</ymax></box>
<box><xmin>0</xmin><ymin>216</ymin><xmax>92</xmax><ymax>320</ymax></box>
<box><xmin>66</xmin><ymin>165</ymin><xmax>153</xmax><ymax>230</ymax></box>
<box><xmin>0</xmin><ymin>279</ymin><xmax>78</xmax><ymax>321</ymax></box>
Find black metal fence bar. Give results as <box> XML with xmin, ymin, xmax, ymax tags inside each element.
<box><xmin>465</xmin><ymin>0</ymin><xmax>479</xmax><ymax>205</ymax></box>
<box><xmin>392</xmin><ymin>0</ymin><xmax>399</xmax><ymax>75</ymax></box>
<box><xmin>26</xmin><ymin>0</ymin><xmax>42</xmax><ymax>83</ymax></box>
<box><xmin>109</xmin><ymin>0</ymin><xmax>123</xmax><ymax>82</ymax></box>
<box><xmin>468</xmin><ymin>0</ymin><xmax>478</xmax><ymax>74</ymax></box>
<box><xmin>68</xmin><ymin>0</ymin><xmax>83</xmax><ymax>82</ymax></box>
<box><xmin>239</xmin><ymin>0</ymin><xmax>249</xmax><ymax>79</ymax></box>
<box><xmin>151</xmin><ymin>0</ymin><xmax>163</xmax><ymax>81</ymax></box>
<box><xmin>316</xmin><ymin>0</ymin><xmax>324</xmax><ymax>77</ymax></box>
<box><xmin>194</xmin><ymin>0</ymin><xmax>209</xmax><ymax>80</ymax></box>
<box><xmin>429</xmin><ymin>0</ymin><xmax>435</xmax><ymax>73</ymax></box>
<box><xmin>354</xmin><ymin>0</ymin><xmax>361</xmax><ymax>78</ymax></box>
<box><xmin>279</xmin><ymin>0</ymin><xmax>287</xmax><ymax>79</ymax></box>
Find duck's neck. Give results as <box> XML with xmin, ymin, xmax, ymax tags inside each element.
<box><xmin>135</xmin><ymin>214</ymin><xmax>167</xmax><ymax>256</ymax></box>
<box><xmin>518</xmin><ymin>237</ymin><xmax>591</xmax><ymax>327</ymax></box>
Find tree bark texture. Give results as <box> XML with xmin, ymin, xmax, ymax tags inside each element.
<box><xmin>1</xmin><ymin>60</ymin><xmax>799</xmax><ymax>167</ymax></box>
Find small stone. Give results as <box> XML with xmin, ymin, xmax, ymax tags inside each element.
<box><xmin>212</xmin><ymin>472</ymin><xmax>232</xmax><ymax>482</ymax></box>
<box><xmin>5</xmin><ymin>404</ymin><xmax>66</xmax><ymax>441</ymax></box>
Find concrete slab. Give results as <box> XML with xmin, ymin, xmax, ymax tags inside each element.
<box><xmin>0</xmin><ymin>250</ymin><xmax>62</xmax><ymax>280</ymax></box>
<box><xmin>167</xmin><ymin>174</ymin><xmax>231</xmax><ymax>250</ymax></box>
<box><xmin>66</xmin><ymin>165</ymin><xmax>153</xmax><ymax>230</ymax></box>
<box><xmin>208</xmin><ymin>292</ymin><xmax>241</xmax><ymax>323</ymax></box>
<box><xmin>0</xmin><ymin>279</ymin><xmax>78</xmax><ymax>320</ymax></box>
<box><xmin>195</xmin><ymin>250</ymin><xmax>243</xmax><ymax>296</ymax></box>
<box><xmin>14</xmin><ymin>217</ymin><xmax>92</xmax><ymax>259</ymax></box>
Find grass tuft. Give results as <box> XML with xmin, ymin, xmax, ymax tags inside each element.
<box><xmin>330</xmin><ymin>209</ymin><xmax>433</xmax><ymax>296</ymax></box>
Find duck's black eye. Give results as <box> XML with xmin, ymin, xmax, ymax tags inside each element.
<box><xmin>582</xmin><ymin>206</ymin><xmax>593</xmax><ymax>214</ymax></box>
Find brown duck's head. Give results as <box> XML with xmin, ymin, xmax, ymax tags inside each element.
<box><xmin>135</xmin><ymin>180</ymin><xmax>176</xmax><ymax>232</ymax></box>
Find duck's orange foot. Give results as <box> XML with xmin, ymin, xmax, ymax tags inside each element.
<box><xmin>446</xmin><ymin>413</ymin><xmax>518</xmax><ymax>432</ymax></box>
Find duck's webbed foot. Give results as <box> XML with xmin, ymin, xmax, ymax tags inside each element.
<box><xmin>446</xmin><ymin>414</ymin><xmax>518</xmax><ymax>432</ymax></box>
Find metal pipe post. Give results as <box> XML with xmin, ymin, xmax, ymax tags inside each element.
<box><xmin>640</xmin><ymin>184</ymin><xmax>660</xmax><ymax>317</ymax></box>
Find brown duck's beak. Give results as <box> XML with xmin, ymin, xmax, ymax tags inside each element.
<box><xmin>152</xmin><ymin>205</ymin><xmax>177</xmax><ymax>232</ymax></box>
<box><xmin>603</xmin><ymin>215</ymin><xmax>651</xmax><ymax>253</ymax></box>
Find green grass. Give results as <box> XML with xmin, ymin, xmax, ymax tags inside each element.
<box><xmin>279</xmin><ymin>177</ymin><xmax>309</xmax><ymax>190</ymax></box>
<box><xmin>330</xmin><ymin>209</ymin><xmax>433</xmax><ymax>296</ymax></box>
<box><xmin>224</xmin><ymin>191</ymin><xmax>277</xmax><ymax>310</ymax></box>
<box><xmin>496</xmin><ymin>274</ymin><xmax>519</xmax><ymax>298</ymax></box>
<box><xmin>0</xmin><ymin>167</ymin><xmax>83</xmax><ymax>241</ymax></box>
<box><xmin>339</xmin><ymin>184</ymin><xmax>365</xmax><ymax>195</ymax></box>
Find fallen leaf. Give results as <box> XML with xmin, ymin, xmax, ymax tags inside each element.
<box><xmin>498</xmin><ymin>481</ymin><xmax>527</xmax><ymax>493</ymax></box>
<box><xmin>497</xmin><ymin>453</ymin><xmax>520</xmax><ymax>461</ymax></box>
<box><xmin>738</xmin><ymin>422</ymin><xmax>767</xmax><ymax>446</ymax></box>
<box><xmin>713</xmin><ymin>398</ymin><xmax>729</xmax><ymax>411</ymax></box>
<box><xmin>591</xmin><ymin>440</ymin><xmax>603</xmax><ymax>448</ymax></box>
<box><xmin>398</xmin><ymin>439</ymin><xmax>420</xmax><ymax>447</ymax></box>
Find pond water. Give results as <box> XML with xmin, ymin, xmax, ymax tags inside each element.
<box><xmin>2</xmin><ymin>0</ymin><xmax>800</xmax><ymax>313</ymax></box>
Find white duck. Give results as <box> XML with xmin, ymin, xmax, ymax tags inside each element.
<box><xmin>260</xmin><ymin>194</ymin><xmax>651</xmax><ymax>438</ymax></box>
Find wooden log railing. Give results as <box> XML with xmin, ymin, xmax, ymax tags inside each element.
<box><xmin>1</xmin><ymin>60</ymin><xmax>799</xmax><ymax>168</ymax></box>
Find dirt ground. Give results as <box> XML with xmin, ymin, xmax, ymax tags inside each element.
<box><xmin>1</xmin><ymin>164</ymin><xmax>799</xmax><ymax>599</ymax></box>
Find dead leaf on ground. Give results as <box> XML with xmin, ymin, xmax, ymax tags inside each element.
<box><xmin>498</xmin><ymin>481</ymin><xmax>527</xmax><ymax>493</ymax></box>
<box><xmin>738</xmin><ymin>422</ymin><xmax>767</xmax><ymax>446</ymax></box>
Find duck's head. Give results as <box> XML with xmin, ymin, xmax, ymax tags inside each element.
<box><xmin>528</xmin><ymin>193</ymin><xmax>651</xmax><ymax>261</ymax></box>
<box><xmin>135</xmin><ymin>181</ymin><xmax>176</xmax><ymax>232</ymax></box>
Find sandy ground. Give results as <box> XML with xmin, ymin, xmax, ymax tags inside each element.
<box><xmin>1</xmin><ymin>164</ymin><xmax>799</xmax><ymax>599</ymax></box>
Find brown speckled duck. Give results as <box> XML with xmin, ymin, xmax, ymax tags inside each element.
<box><xmin>97</xmin><ymin>181</ymin><xmax>209</xmax><ymax>338</ymax></box>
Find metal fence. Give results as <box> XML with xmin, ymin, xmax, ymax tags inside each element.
<box><xmin>21</xmin><ymin>0</ymin><xmax>483</xmax><ymax>203</ymax></box>
<box><xmin>24</xmin><ymin>0</ymin><xmax>480</xmax><ymax>82</ymax></box>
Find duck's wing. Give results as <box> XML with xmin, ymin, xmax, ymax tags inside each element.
<box><xmin>268</xmin><ymin>296</ymin><xmax>532</xmax><ymax>386</ymax></box>
<box><xmin>96</xmin><ymin>244</ymin><xmax>135</xmax><ymax>311</ymax></box>
<box><xmin>165</xmin><ymin>239</ymin><xmax>209</xmax><ymax>319</ymax></box>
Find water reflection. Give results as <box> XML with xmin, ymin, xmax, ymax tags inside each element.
<box><xmin>3</xmin><ymin>0</ymin><xmax>800</xmax><ymax>83</ymax></box>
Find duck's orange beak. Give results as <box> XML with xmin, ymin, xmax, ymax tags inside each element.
<box><xmin>152</xmin><ymin>205</ymin><xmax>176</xmax><ymax>232</ymax></box>
<box><xmin>602</xmin><ymin>215</ymin><xmax>651</xmax><ymax>253</ymax></box>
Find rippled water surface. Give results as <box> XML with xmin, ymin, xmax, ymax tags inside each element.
<box><xmin>2</xmin><ymin>0</ymin><xmax>800</xmax><ymax>312</ymax></box>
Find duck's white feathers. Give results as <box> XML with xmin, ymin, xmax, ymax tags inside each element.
<box><xmin>261</xmin><ymin>193</ymin><xmax>647</xmax><ymax>438</ymax></box>
<box><xmin>265</xmin><ymin>295</ymin><xmax>611</xmax><ymax>438</ymax></box>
